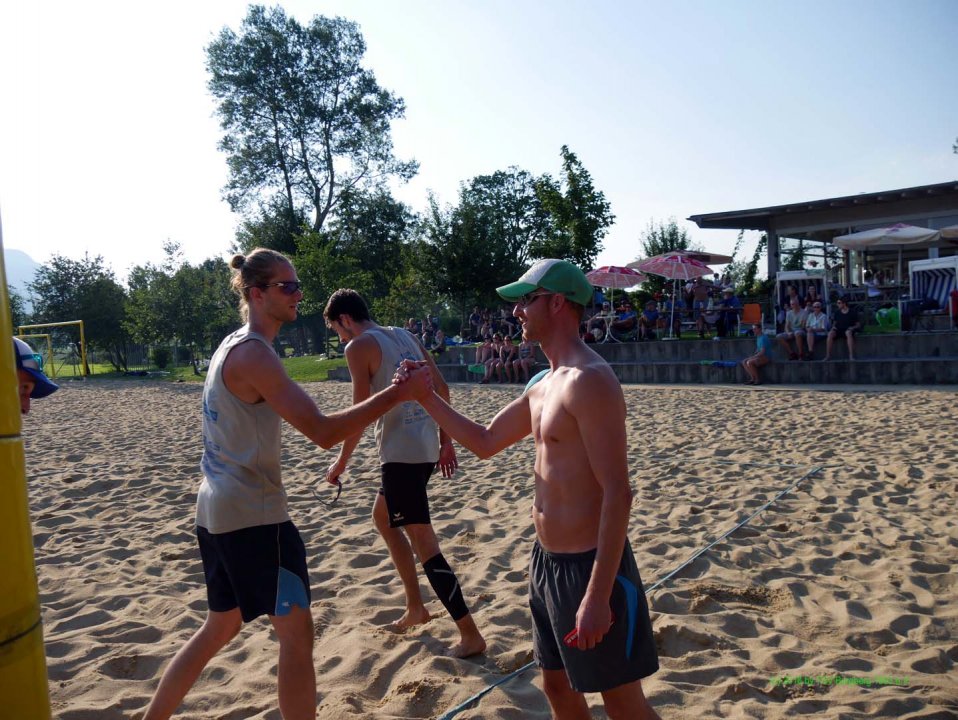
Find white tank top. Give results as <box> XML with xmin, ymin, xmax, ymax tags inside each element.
<box><xmin>366</xmin><ymin>326</ymin><xmax>440</xmax><ymax>465</ymax></box>
<box><xmin>195</xmin><ymin>326</ymin><xmax>288</xmax><ymax>533</ymax></box>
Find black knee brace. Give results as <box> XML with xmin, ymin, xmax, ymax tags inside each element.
<box><xmin>423</xmin><ymin>553</ymin><xmax>469</xmax><ymax>621</ymax></box>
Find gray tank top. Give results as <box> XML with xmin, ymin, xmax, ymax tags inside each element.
<box><xmin>195</xmin><ymin>326</ymin><xmax>288</xmax><ymax>533</ymax></box>
<box><xmin>367</xmin><ymin>326</ymin><xmax>440</xmax><ymax>464</ymax></box>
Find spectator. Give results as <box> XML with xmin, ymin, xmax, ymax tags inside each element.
<box><xmin>499</xmin><ymin>336</ymin><xmax>517</xmax><ymax>381</ymax></box>
<box><xmin>587</xmin><ymin>301</ymin><xmax>612</xmax><ymax>341</ymax></box>
<box><xmin>481</xmin><ymin>334</ymin><xmax>505</xmax><ymax>384</ymax></box>
<box><xmin>691</xmin><ymin>278</ymin><xmax>711</xmax><ymax>328</ymax></box>
<box><xmin>864</xmin><ymin>271</ymin><xmax>882</xmax><ymax>299</ymax></box>
<box><xmin>776</xmin><ymin>299</ymin><xmax>807</xmax><ymax>360</ymax></box>
<box><xmin>14</xmin><ymin>337</ymin><xmax>59</xmax><ymax>414</ymax></box>
<box><xmin>784</xmin><ymin>284</ymin><xmax>802</xmax><ymax>309</ymax></box>
<box><xmin>741</xmin><ymin>324</ymin><xmax>772</xmax><ymax>385</ymax></box>
<box><xmin>660</xmin><ymin>294</ymin><xmax>685</xmax><ymax>338</ymax></box>
<box><xmin>468</xmin><ymin>307</ymin><xmax>482</xmax><ymax>340</ymax></box>
<box><xmin>478</xmin><ymin>319</ymin><xmax>492</xmax><ymax>340</ymax></box>
<box><xmin>804</xmin><ymin>285</ymin><xmax>824</xmax><ymax>309</ymax></box>
<box><xmin>431</xmin><ymin>329</ymin><xmax>447</xmax><ymax>357</ymax></box>
<box><xmin>804</xmin><ymin>301</ymin><xmax>829</xmax><ymax>359</ymax></box>
<box><xmin>611</xmin><ymin>301</ymin><xmax>638</xmax><ymax>338</ymax></box>
<box><xmin>825</xmin><ymin>295</ymin><xmax>861</xmax><ymax>361</ymax></box>
<box><xmin>512</xmin><ymin>339</ymin><xmax>536</xmax><ymax>383</ymax></box>
<box><xmin>715</xmin><ymin>287</ymin><xmax>742</xmax><ymax>337</ymax></box>
<box><xmin>638</xmin><ymin>300</ymin><xmax>659</xmax><ymax>340</ymax></box>
<box><xmin>475</xmin><ymin>335</ymin><xmax>494</xmax><ymax>377</ymax></box>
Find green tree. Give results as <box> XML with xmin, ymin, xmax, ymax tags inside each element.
<box><xmin>8</xmin><ymin>288</ymin><xmax>28</xmax><ymax>330</ymax></box>
<box><xmin>533</xmin><ymin>145</ymin><xmax>614</xmax><ymax>269</ymax></box>
<box><xmin>233</xmin><ymin>195</ymin><xmax>309</xmax><ymax>255</ymax></box>
<box><xmin>126</xmin><ymin>243</ymin><xmax>238</xmax><ymax>367</ymax></box>
<box><xmin>636</xmin><ymin>218</ymin><xmax>695</xmax><ymax>296</ymax></box>
<box><xmin>324</xmin><ymin>188</ymin><xmax>414</xmax><ymax>301</ymax></box>
<box><xmin>29</xmin><ymin>254</ymin><xmax>128</xmax><ymax>372</ymax></box>
<box><xmin>207</xmin><ymin>5</ymin><xmax>417</xmax><ymax>238</ymax></box>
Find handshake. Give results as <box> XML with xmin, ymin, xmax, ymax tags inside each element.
<box><xmin>392</xmin><ymin>359</ymin><xmax>435</xmax><ymax>401</ymax></box>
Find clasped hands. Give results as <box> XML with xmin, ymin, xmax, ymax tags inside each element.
<box><xmin>392</xmin><ymin>359</ymin><xmax>434</xmax><ymax>400</ymax></box>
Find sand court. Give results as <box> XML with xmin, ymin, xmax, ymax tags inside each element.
<box><xmin>20</xmin><ymin>380</ymin><xmax>958</xmax><ymax>718</ymax></box>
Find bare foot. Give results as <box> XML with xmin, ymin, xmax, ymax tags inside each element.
<box><xmin>387</xmin><ymin>608</ymin><xmax>432</xmax><ymax>632</ymax></box>
<box><xmin>446</xmin><ymin>634</ymin><xmax>487</xmax><ymax>658</ymax></box>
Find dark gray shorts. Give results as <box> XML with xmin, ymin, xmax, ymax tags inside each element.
<box><xmin>529</xmin><ymin>540</ymin><xmax>659</xmax><ymax>693</ymax></box>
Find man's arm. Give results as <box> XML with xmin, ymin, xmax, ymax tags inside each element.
<box><xmin>326</xmin><ymin>336</ymin><xmax>377</xmax><ymax>484</ymax></box>
<box><xmin>232</xmin><ymin>341</ymin><xmax>428</xmax><ymax>449</ymax></box>
<box><xmin>414</xmin><ymin>337</ymin><xmax>459</xmax><ymax>478</ymax></box>
<box><xmin>418</xmin><ymin>388</ymin><xmax>532</xmax><ymax>459</ymax></box>
<box><xmin>565</xmin><ymin>367</ymin><xmax>633</xmax><ymax>650</ymax></box>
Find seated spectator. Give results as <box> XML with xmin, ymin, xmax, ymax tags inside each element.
<box><xmin>499</xmin><ymin>336</ymin><xmax>517</xmax><ymax>381</ymax></box>
<box><xmin>405</xmin><ymin>317</ymin><xmax>419</xmax><ymax>335</ymax></box>
<box><xmin>741</xmin><ymin>325</ymin><xmax>772</xmax><ymax>385</ymax></box>
<box><xmin>478</xmin><ymin>319</ymin><xmax>492</xmax><ymax>340</ymax></box>
<box><xmin>638</xmin><ymin>300</ymin><xmax>659</xmax><ymax>340</ymax></box>
<box><xmin>783</xmin><ymin>284</ymin><xmax>802</xmax><ymax>309</ymax></box>
<box><xmin>499</xmin><ymin>305</ymin><xmax>519</xmax><ymax>338</ymax></box>
<box><xmin>512</xmin><ymin>339</ymin><xmax>536</xmax><ymax>382</ymax></box>
<box><xmin>587</xmin><ymin>301</ymin><xmax>613</xmax><ymax>341</ymax></box>
<box><xmin>482</xmin><ymin>333</ymin><xmax>506</xmax><ymax>384</ymax></box>
<box><xmin>430</xmin><ymin>329</ymin><xmax>447</xmax><ymax>357</ymax></box>
<box><xmin>475</xmin><ymin>334</ymin><xmax>494</xmax><ymax>367</ymax></box>
<box><xmin>776</xmin><ymin>299</ymin><xmax>807</xmax><ymax>360</ymax></box>
<box><xmin>804</xmin><ymin>285</ymin><xmax>824</xmax><ymax>309</ymax></box>
<box><xmin>864</xmin><ymin>271</ymin><xmax>882</xmax><ymax>299</ymax></box>
<box><xmin>611</xmin><ymin>301</ymin><xmax>638</xmax><ymax>338</ymax></box>
<box><xmin>825</xmin><ymin>295</ymin><xmax>861</xmax><ymax>361</ymax></box>
<box><xmin>660</xmin><ymin>294</ymin><xmax>685</xmax><ymax>337</ymax></box>
<box><xmin>804</xmin><ymin>301</ymin><xmax>829</xmax><ymax>359</ymax></box>
<box><xmin>715</xmin><ymin>287</ymin><xmax>742</xmax><ymax>337</ymax></box>
<box><xmin>420</xmin><ymin>328</ymin><xmax>433</xmax><ymax>349</ymax></box>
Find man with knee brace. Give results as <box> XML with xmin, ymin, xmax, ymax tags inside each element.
<box><xmin>323</xmin><ymin>289</ymin><xmax>486</xmax><ymax>658</ymax></box>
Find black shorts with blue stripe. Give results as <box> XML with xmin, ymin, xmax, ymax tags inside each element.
<box><xmin>197</xmin><ymin>520</ymin><xmax>310</xmax><ymax>622</ymax></box>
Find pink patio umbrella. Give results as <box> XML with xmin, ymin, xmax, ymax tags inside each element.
<box><xmin>633</xmin><ymin>252</ymin><xmax>715</xmax><ymax>338</ymax></box>
<box><xmin>585</xmin><ymin>265</ymin><xmax>647</xmax><ymax>309</ymax></box>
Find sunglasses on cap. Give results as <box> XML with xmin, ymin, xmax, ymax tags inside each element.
<box><xmin>246</xmin><ymin>281</ymin><xmax>302</xmax><ymax>295</ymax></box>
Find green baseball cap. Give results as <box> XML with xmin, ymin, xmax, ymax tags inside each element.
<box><xmin>497</xmin><ymin>259</ymin><xmax>594</xmax><ymax>307</ymax></box>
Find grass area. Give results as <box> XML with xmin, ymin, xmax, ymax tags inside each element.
<box><xmin>51</xmin><ymin>354</ymin><xmax>349</xmax><ymax>385</ymax></box>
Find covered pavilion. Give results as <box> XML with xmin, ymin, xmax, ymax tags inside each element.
<box><xmin>688</xmin><ymin>180</ymin><xmax>958</xmax><ymax>285</ymax></box>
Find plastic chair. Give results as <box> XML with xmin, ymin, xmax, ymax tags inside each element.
<box><xmin>738</xmin><ymin>303</ymin><xmax>764</xmax><ymax>335</ymax></box>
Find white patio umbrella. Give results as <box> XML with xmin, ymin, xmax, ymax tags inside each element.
<box><xmin>833</xmin><ymin>223</ymin><xmax>941</xmax><ymax>283</ymax></box>
<box><xmin>633</xmin><ymin>252</ymin><xmax>714</xmax><ymax>338</ymax></box>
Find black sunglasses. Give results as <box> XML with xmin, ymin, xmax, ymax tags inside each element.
<box><xmin>312</xmin><ymin>478</ymin><xmax>342</xmax><ymax>508</ymax></box>
<box><xmin>252</xmin><ymin>281</ymin><xmax>302</xmax><ymax>295</ymax></box>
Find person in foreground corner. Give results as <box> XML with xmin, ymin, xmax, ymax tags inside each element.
<box><xmin>396</xmin><ymin>259</ymin><xmax>660</xmax><ymax>720</ymax></box>
<box><xmin>322</xmin><ymin>289</ymin><xmax>486</xmax><ymax>658</ymax></box>
<box><xmin>142</xmin><ymin>248</ymin><xmax>432</xmax><ymax>720</ymax></box>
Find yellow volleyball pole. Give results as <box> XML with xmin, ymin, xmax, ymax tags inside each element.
<box><xmin>0</xmin><ymin>220</ymin><xmax>52</xmax><ymax>717</ymax></box>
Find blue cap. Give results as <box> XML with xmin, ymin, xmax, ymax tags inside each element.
<box><xmin>14</xmin><ymin>337</ymin><xmax>59</xmax><ymax>398</ymax></box>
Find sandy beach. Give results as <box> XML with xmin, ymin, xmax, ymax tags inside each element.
<box><xmin>20</xmin><ymin>379</ymin><xmax>958</xmax><ymax>719</ymax></box>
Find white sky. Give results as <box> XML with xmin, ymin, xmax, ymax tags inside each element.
<box><xmin>2</xmin><ymin>0</ymin><xmax>956</xmax><ymax>282</ymax></box>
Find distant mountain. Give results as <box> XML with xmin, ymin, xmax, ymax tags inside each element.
<box><xmin>3</xmin><ymin>248</ymin><xmax>40</xmax><ymax>302</ymax></box>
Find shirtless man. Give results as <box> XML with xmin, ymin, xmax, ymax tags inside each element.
<box><xmin>323</xmin><ymin>289</ymin><xmax>485</xmax><ymax>658</ymax></box>
<box><xmin>397</xmin><ymin>259</ymin><xmax>660</xmax><ymax>719</ymax></box>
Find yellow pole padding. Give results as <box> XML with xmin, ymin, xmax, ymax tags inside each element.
<box><xmin>0</xmin><ymin>223</ymin><xmax>51</xmax><ymax>717</ymax></box>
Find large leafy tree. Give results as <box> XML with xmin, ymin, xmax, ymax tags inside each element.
<box><xmin>207</xmin><ymin>5</ymin><xmax>418</xmax><ymax>238</ymax></box>
<box><xmin>126</xmin><ymin>243</ymin><xmax>238</xmax><ymax>364</ymax></box>
<box><xmin>636</xmin><ymin>218</ymin><xmax>695</xmax><ymax>296</ymax></box>
<box><xmin>29</xmin><ymin>254</ymin><xmax>128</xmax><ymax>372</ymax></box>
<box><xmin>533</xmin><ymin>145</ymin><xmax>614</xmax><ymax>269</ymax></box>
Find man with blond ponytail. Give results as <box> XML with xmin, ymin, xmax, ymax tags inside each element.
<box><xmin>143</xmin><ymin>249</ymin><xmax>432</xmax><ymax>720</ymax></box>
